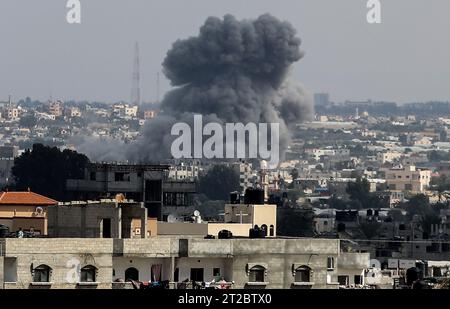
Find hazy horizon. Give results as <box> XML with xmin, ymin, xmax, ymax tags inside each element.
<box><xmin>1</xmin><ymin>0</ymin><xmax>450</xmax><ymax>104</ymax></box>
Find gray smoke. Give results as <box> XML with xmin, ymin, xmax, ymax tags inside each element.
<box><xmin>78</xmin><ymin>14</ymin><xmax>313</xmax><ymax>164</ymax></box>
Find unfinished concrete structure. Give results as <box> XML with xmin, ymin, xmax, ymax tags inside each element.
<box><xmin>66</xmin><ymin>163</ymin><xmax>196</xmax><ymax>220</ymax></box>
<box><xmin>47</xmin><ymin>201</ymin><xmax>148</xmax><ymax>239</ymax></box>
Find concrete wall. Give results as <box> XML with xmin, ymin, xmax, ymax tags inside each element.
<box><xmin>0</xmin><ymin>237</ymin><xmax>374</xmax><ymax>289</ymax></box>
<box><xmin>176</xmin><ymin>257</ymin><xmax>232</xmax><ymax>282</ymax></box>
<box><xmin>48</xmin><ymin>204</ymin><xmax>121</xmax><ymax>238</ymax></box>
<box><xmin>0</xmin><ymin>256</ymin><xmax>3</xmax><ymax>289</ymax></box>
<box><xmin>157</xmin><ymin>222</ymin><xmax>208</xmax><ymax>235</ymax></box>
<box><xmin>208</xmin><ymin>223</ymin><xmax>252</xmax><ymax>237</ymax></box>
<box><xmin>224</xmin><ymin>204</ymin><xmax>277</xmax><ymax>237</ymax></box>
<box><xmin>113</xmin><ymin>257</ymin><xmax>170</xmax><ymax>282</ymax></box>
<box><xmin>48</xmin><ymin>202</ymin><xmax>147</xmax><ymax>239</ymax></box>
<box><xmin>3</xmin><ymin>238</ymin><xmax>113</xmax><ymax>289</ymax></box>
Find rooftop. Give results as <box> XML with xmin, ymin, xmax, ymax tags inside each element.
<box><xmin>0</xmin><ymin>191</ymin><xmax>58</xmax><ymax>206</ymax></box>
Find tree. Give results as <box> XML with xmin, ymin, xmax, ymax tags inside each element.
<box><xmin>198</xmin><ymin>165</ymin><xmax>240</xmax><ymax>201</ymax></box>
<box><xmin>19</xmin><ymin>114</ymin><xmax>37</xmax><ymax>129</ymax></box>
<box><xmin>290</xmin><ymin>168</ymin><xmax>299</xmax><ymax>180</ymax></box>
<box><xmin>403</xmin><ymin>194</ymin><xmax>431</xmax><ymax>218</ymax></box>
<box><xmin>345</xmin><ymin>178</ymin><xmax>387</xmax><ymax>209</ymax></box>
<box><xmin>277</xmin><ymin>207</ymin><xmax>315</xmax><ymax>237</ymax></box>
<box><xmin>11</xmin><ymin>144</ymin><xmax>89</xmax><ymax>201</ymax></box>
<box><xmin>346</xmin><ymin>177</ymin><xmax>370</xmax><ymax>202</ymax></box>
<box><xmin>328</xmin><ymin>196</ymin><xmax>348</xmax><ymax>210</ymax></box>
<box><xmin>359</xmin><ymin>221</ymin><xmax>382</xmax><ymax>239</ymax></box>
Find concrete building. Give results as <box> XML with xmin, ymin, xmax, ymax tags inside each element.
<box><xmin>0</xmin><ymin>236</ymin><xmax>369</xmax><ymax>289</ymax></box>
<box><xmin>377</xmin><ymin>151</ymin><xmax>402</xmax><ymax>164</ymax></box>
<box><xmin>47</xmin><ymin>200</ymin><xmax>151</xmax><ymax>238</ymax></box>
<box><xmin>47</xmin><ymin>101</ymin><xmax>63</xmax><ymax>117</ymax></box>
<box><xmin>0</xmin><ymin>191</ymin><xmax>58</xmax><ymax>235</ymax></box>
<box><xmin>384</xmin><ymin>165</ymin><xmax>431</xmax><ymax>192</ymax></box>
<box><xmin>66</xmin><ymin>163</ymin><xmax>196</xmax><ymax>220</ymax></box>
<box><xmin>233</xmin><ymin>162</ymin><xmax>254</xmax><ymax>194</ymax></box>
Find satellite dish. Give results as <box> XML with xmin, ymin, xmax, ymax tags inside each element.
<box><xmin>167</xmin><ymin>214</ymin><xmax>177</xmax><ymax>223</ymax></box>
<box><xmin>194</xmin><ymin>210</ymin><xmax>200</xmax><ymax>217</ymax></box>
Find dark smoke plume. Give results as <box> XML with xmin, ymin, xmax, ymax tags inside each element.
<box><xmin>78</xmin><ymin>14</ymin><xmax>313</xmax><ymax>164</ymax></box>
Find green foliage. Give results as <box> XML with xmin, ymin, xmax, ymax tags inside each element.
<box><xmin>430</xmin><ymin>175</ymin><xmax>450</xmax><ymax>192</ymax></box>
<box><xmin>359</xmin><ymin>221</ymin><xmax>382</xmax><ymax>239</ymax></box>
<box><xmin>328</xmin><ymin>196</ymin><xmax>348</xmax><ymax>210</ymax></box>
<box><xmin>19</xmin><ymin>114</ymin><xmax>37</xmax><ymax>128</ymax></box>
<box><xmin>198</xmin><ymin>165</ymin><xmax>240</xmax><ymax>201</ymax></box>
<box><xmin>344</xmin><ymin>178</ymin><xmax>388</xmax><ymax>209</ymax></box>
<box><xmin>428</xmin><ymin>150</ymin><xmax>450</xmax><ymax>162</ymax></box>
<box><xmin>346</xmin><ymin>178</ymin><xmax>370</xmax><ymax>201</ymax></box>
<box><xmin>277</xmin><ymin>207</ymin><xmax>315</xmax><ymax>237</ymax></box>
<box><xmin>400</xmin><ymin>194</ymin><xmax>442</xmax><ymax>234</ymax></box>
<box><xmin>11</xmin><ymin>144</ymin><xmax>89</xmax><ymax>201</ymax></box>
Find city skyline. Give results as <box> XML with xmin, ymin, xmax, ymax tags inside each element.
<box><xmin>1</xmin><ymin>0</ymin><xmax>450</xmax><ymax>104</ymax></box>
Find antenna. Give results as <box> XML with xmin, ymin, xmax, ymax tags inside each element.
<box><xmin>156</xmin><ymin>72</ymin><xmax>160</xmax><ymax>104</ymax></box>
<box><xmin>131</xmin><ymin>42</ymin><xmax>141</xmax><ymax>106</ymax></box>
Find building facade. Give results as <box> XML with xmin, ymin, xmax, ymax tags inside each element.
<box><xmin>0</xmin><ymin>237</ymin><xmax>369</xmax><ymax>289</ymax></box>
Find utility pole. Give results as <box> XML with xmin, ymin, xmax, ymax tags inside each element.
<box><xmin>131</xmin><ymin>42</ymin><xmax>141</xmax><ymax>106</ymax></box>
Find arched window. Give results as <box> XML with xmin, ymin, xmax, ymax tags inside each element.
<box><xmin>261</xmin><ymin>224</ymin><xmax>268</xmax><ymax>236</ymax></box>
<box><xmin>294</xmin><ymin>266</ymin><xmax>311</xmax><ymax>283</ymax></box>
<box><xmin>33</xmin><ymin>264</ymin><xmax>51</xmax><ymax>282</ymax></box>
<box><xmin>249</xmin><ymin>265</ymin><xmax>265</xmax><ymax>282</ymax></box>
<box><xmin>269</xmin><ymin>225</ymin><xmax>274</xmax><ymax>236</ymax></box>
<box><xmin>80</xmin><ymin>265</ymin><xmax>97</xmax><ymax>282</ymax></box>
<box><xmin>125</xmin><ymin>267</ymin><xmax>139</xmax><ymax>281</ymax></box>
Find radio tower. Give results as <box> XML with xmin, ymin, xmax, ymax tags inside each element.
<box><xmin>131</xmin><ymin>42</ymin><xmax>141</xmax><ymax>105</ymax></box>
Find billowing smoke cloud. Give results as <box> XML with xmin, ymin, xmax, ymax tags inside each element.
<box><xmin>77</xmin><ymin>14</ymin><xmax>313</xmax><ymax>164</ymax></box>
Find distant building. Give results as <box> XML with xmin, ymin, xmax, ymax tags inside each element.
<box><xmin>6</xmin><ymin>107</ymin><xmax>20</xmax><ymax>120</ymax></box>
<box><xmin>384</xmin><ymin>165</ymin><xmax>431</xmax><ymax>192</ymax></box>
<box><xmin>314</xmin><ymin>93</ymin><xmax>330</xmax><ymax>107</ymax></box>
<box><xmin>233</xmin><ymin>162</ymin><xmax>254</xmax><ymax>194</ymax></box>
<box><xmin>47</xmin><ymin>101</ymin><xmax>63</xmax><ymax>117</ymax></box>
<box><xmin>143</xmin><ymin>110</ymin><xmax>158</xmax><ymax>119</ymax></box>
<box><xmin>377</xmin><ymin>151</ymin><xmax>402</xmax><ymax>164</ymax></box>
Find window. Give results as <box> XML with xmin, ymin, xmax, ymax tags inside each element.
<box><xmin>33</xmin><ymin>265</ymin><xmax>51</xmax><ymax>282</ymax></box>
<box><xmin>80</xmin><ymin>265</ymin><xmax>97</xmax><ymax>282</ymax></box>
<box><xmin>190</xmin><ymin>268</ymin><xmax>204</xmax><ymax>282</ymax></box>
<box><xmin>324</xmin><ymin>221</ymin><xmax>328</xmax><ymax>226</ymax></box>
<box><xmin>90</xmin><ymin>172</ymin><xmax>96</xmax><ymax>181</ymax></box>
<box><xmin>249</xmin><ymin>265</ymin><xmax>265</xmax><ymax>282</ymax></box>
<box><xmin>213</xmin><ymin>268</ymin><xmax>221</xmax><ymax>277</ymax></box>
<box><xmin>327</xmin><ymin>257</ymin><xmax>335</xmax><ymax>271</ymax></box>
<box><xmin>294</xmin><ymin>266</ymin><xmax>311</xmax><ymax>283</ymax></box>
<box><xmin>261</xmin><ymin>224</ymin><xmax>268</xmax><ymax>236</ymax></box>
<box><xmin>125</xmin><ymin>267</ymin><xmax>139</xmax><ymax>281</ymax></box>
<box><xmin>102</xmin><ymin>218</ymin><xmax>111</xmax><ymax>238</ymax></box>
<box><xmin>115</xmin><ymin>172</ymin><xmax>130</xmax><ymax>182</ymax></box>
<box><xmin>269</xmin><ymin>225</ymin><xmax>274</xmax><ymax>236</ymax></box>
<box><xmin>174</xmin><ymin>268</ymin><xmax>179</xmax><ymax>282</ymax></box>
<box><xmin>354</xmin><ymin>275</ymin><xmax>363</xmax><ymax>285</ymax></box>
<box><xmin>338</xmin><ymin>275</ymin><xmax>349</xmax><ymax>286</ymax></box>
